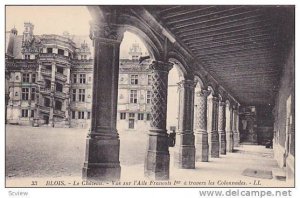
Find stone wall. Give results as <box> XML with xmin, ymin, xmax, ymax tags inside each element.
<box><xmin>273</xmin><ymin>42</ymin><xmax>294</xmax><ymax>182</ymax></box>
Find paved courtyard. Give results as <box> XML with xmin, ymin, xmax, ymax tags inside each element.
<box><xmin>6</xmin><ymin>125</ymin><xmax>290</xmax><ymax>187</ymax></box>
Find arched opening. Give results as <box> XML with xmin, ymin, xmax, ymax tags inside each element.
<box><xmin>117</xmin><ymin>30</ymin><xmax>154</xmax><ymax>173</ymax></box>
<box><xmin>166</xmin><ymin>63</ymin><xmax>184</xmax><ymax>133</ymax></box>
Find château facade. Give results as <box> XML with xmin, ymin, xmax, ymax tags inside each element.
<box><xmin>5</xmin><ymin>22</ymin><xmax>164</xmax><ymax>130</ymax></box>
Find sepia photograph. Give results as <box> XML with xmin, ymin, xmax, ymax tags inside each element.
<box><xmin>4</xmin><ymin>4</ymin><xmax>295</xmax><ymax>189</ymax></box>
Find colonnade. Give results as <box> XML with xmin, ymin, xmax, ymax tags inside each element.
<box><xmin>82</xmin><ymin>7</ymin><xmax>241</xmax><ymax>181</ymax></box>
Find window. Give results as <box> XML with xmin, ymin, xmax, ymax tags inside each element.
<box><xmin>148</xmin><ymin>75</ymin><xmax>152</xmax><ymax>85</ymax></box>
<box><xmin>56</xmin><ymin>83</ymin><xmax>63</xmax><ymax>92</ymax></box>
<box><xmin>57</xmin><ymin>67</ymin><xmax>64</xmax><ymax>74</ymax></box>
<box><xmin>55</xmin><ymin>100</ymin><xmax>62</xmax><ymax>111</ymax></box>
<box><xmin>22</xmin><ymin>73</ymin><xmax>30</xmax><ymax>83</ymax></box>
<box><xmin>130</xmin><ymin>75</ymin><xmax>138</xmax><ymax>85</ymax></box>
<box><xmin>146</xmin><ymin>91</ymin><xmax>151</xmax><ymax>104</ymax></box>
<box><xmin>31</xmin><ymin>110</ymin><xmax>34</xmax><ymax>118</ymax></box>
<box><xmin>78</xmin><ymin>89</ymin><xmax>85</xmax><ymax>102</ymax></box>
<box><xmin>130</xmin><ymin>90</ymin><xmax>138</xmax><ymax>104</ymax></box>
<box><xmin>147</xmin><ymin>113</ymin><xmax>151</xmax><ymax>121</ymax></box>
<box><xmin>120</xmin><ymin>113</ymin><xmax>126</xmax><ymax>120</ymax></box>
<box><xmin>71</xmin><ymin>111</ymin><xmax>76</xmax><ymax>119</ymax></box>
<box><xmin>22</xmin><ymin>88</ymin><xmax>29</xmax><ymax>100</ymax></box>
<box><xmin>87</xmin><ymin>112</ymin><xmax>91</xmax><ymax>119</ymax></box>
<box><xmin>73</xmin><ymin>74</ymin><xmax>77</xmax><ymax>83</ymax></box>
<box><xmin>129</xmin><ymin>119</ymin><xmax>135</xmax><ymax>129</ymax></box>
<box><xmin>45</xmin><ymin>79</ymin><xmax>51</xmax><ymax>89</ymax></box>
<box><xmin>129</xmin><ymin>113</ymin><xmax>135</xmax><ymax>119</ymax></box>
<box><xmin>31</xmin><ymin>74</ymin><xmax>36</xmax><ymax>83</ymax></box>
<box><xmin>72</xmin><ymin>89</ymin><xmax>76</xmax><ymax>102</ymax></box>
<box><xmin>81</xmin><ymin>55</ymin><xmax>87</xmax><ymax>60</ymax></box>
<box><xmin>78</xmin><ymin>111</ymin><xmax>85</xmax><ymax>119</ymax></box>
<box><xmin>138</xmin><ymin>113</ymin><xmax>144</xmax><ymax>120</ymax></box>
<box><xmin>24</xmin><ymin>54</ymin><xmax>30</xmax><ymax>60</ymax></box>
<box><xmin>79</xmin><ymin>74</ymin><xmax>86</xmax><ymax>84</ymax></box>
<box><xmin>58</xmin><ymin>49</ymin><xmax>64</xmax><ymax>55</ymax></box>
<box><xmin>44</xmin><ymin>98</ymin><xmax>50</xmax><ymax>107</ymax></box>
<box><xmin>31</xmin><ymin>88</ymin><xmax>35</xmax><ymax>100</ymax></box>
<box><xmin>21</xmin><ymin>109</ymin><xmax>28</xmax><ymax>117</ymax></box>
<box><xmin>47</xmin><ymin>48</ymin><xmax>53</xmax><ymax>53</ymax></box>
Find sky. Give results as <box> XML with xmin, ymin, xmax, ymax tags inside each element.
<box><xmin>6</xmin><ymin>6</ymin><xmax>148</xmax><ymax>58</ymax></box>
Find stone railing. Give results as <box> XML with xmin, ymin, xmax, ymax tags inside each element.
<box><xmin>54</xmin><ymin>91</ymin><xmax>66</xmax><ymax>99</ymax></box>
<box><xmin>54</xmin><ymin>109</ymin><xmax>65</xmax><ymax>117</ymax></box>
<box><xmin>40</xmin><ymin>87</ymin><xmax>51</xmax><ymax>95</ymax></box>
<box><xmin>55</xmin><ymin>72</ymin><xmax>67</xmax><ymax>81</ymax></box>
<box><xmin>39</xmin><ymin>105</ymin><xmax>50</xmax><ymax>113</ymax></box>
<box><xmin>41</xmin><ymin>68</ymin><xmax>52</xmax><ymax>77</ymax></box>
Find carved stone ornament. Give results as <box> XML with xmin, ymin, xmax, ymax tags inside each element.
<box><xmin>89</xmin><ymin>21</ymin><xmax>124</xmax><ymax>42</ymax></box>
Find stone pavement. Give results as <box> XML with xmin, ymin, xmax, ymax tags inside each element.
<box><xmin>5</xmin><ymin>125</ymin><xmax>291</xmax><ymax>187</ymax></box>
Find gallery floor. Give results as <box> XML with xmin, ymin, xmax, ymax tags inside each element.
<box><xmin>5</xmin><ymin>125</ymin><xmax>290</xmax><ymax>187</ymax></box>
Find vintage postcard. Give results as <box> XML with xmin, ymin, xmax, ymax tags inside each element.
<box><xmin>4</xmin><ymin>5</ymin><xmax>295</xmax><ymax>189</ymax></box>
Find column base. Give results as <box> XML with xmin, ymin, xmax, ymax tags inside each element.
<box><xmin>145</xmin><ymin>130</ymin><xmax>170</xmax><ymax>180</ymax></box>
<box><xmin>219</xmin><ymin>131</ymin><xmax>226</xmax><ymax>155</ymax></box>
<box><xmin>195</xmin><ymin>131</ymin><xmax>209</xmax><ymax>162</ymax></box>
<box><xmin>82</xmin><ymin>163</ymin><xmax>121</xmax><ymax>181</ymax></box>
<box><xmin>174</xmin><ymin>145</ymin><xmax>195</xmax><ymax>169</ymax></box>
<box><xmin>82</xmin><ymin>135</ymin><xmax>121</xmax><ymax>181</ymax></box>
<box><xmin>209</xmin><ymin>131</ymin><xmax>219</xmax><ymax>158</ymax></box>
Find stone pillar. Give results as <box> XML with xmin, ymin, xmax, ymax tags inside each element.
<box><xmin>82</xmin><ymin>21</ymin><xmax>124</xmax><ymax>181</ymax></box>
<box><xmin>174</xmin><ymin>79</ymin><xmax>196</xmax><ymax>169</ymax></box>
<box><xmin>233</xmin><ymin>107</ymin><xmax>239</xmax><ymax>147</ymax></box>
<box><xmin>64</xmin><ymin>68</ymin><xmax>71</xmax><ymax>128</ymax></box>
<box><xmin>208</xmin><ymin>96</ymin><xmax>219</xmax><ymax>158</ymax></box>
<box><xmin>194</xmin><ymin>90</ymin><xmax>209</xmax><ymax>162</ymax></box>
<box><xmin>218</xmin><ymin>101</ymin><xmax>226</xmax><ymax>155</ymax></box>
<box><xmin>235</xmin><ymin>106</ymin><xmax>240</xmax><ymax>147</ymax></box>
<box><xmin>226</xmin><ymin>103</ymin><xmax>234</xmax><ymax>152</ymax></box>
<box><xmin>49</xmin><ymin>62</ymin><xmax>56</xmax><ymax>127</ymax></box>
<box><xmin>145</xmin><ymin>61</ymin><xmax>173</xmax><ymax>180</ymax></box>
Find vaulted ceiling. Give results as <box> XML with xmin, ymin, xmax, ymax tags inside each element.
<box><xmin>144</xmin><ymin>5</ymin><xmax>294</xmax><ymax>106</ymax></box>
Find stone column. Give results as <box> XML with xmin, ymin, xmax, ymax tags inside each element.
<box><xmin>208</xmin><ymin>96</ymin><xmax>219</xmax><ymax>158</ymax></box>
<box><xmin>226</xmin><ymin>103</ymin><xmax>234</xmax><ymax>152</ymax></box>
<box><xmin>82</xmin><ymin>21</ymin><xmax>124</xmax><ymax>181</ymax></box>
<box><xmin>235</xmin><ymin>106</ymin><xmax>240</xmax><ymax>147</ymax></box>
<box><xmin>49</xmin><ymin>62</ymin><xmax>56</xmax><ymax>127</ymax></box>
<box><xmin>174</xmin><ymin>79</ymin><xmax>196</xmax><ymax>169</ymax></box>
<box><xmin>145</xmin><ymin>61</ymin><xmax>173</xmax><ymax>180</ymax></box>
<box><xmin>194</xmin><ymin>90</ymin><xmax>209</xmax><ymax>162</ymax></box>
<box><xmin>64</xmin><ymin>68</ymin><xmax>71</xmax><ymax>128</ymax></box>
<box><xmin>218</xmin><ymin>101</ymin><xmax>226</xmax><ymax>155</ymax></box>
<box><xmin>233</xmin><ymin>107</ymin><xmax>239</xmax><ymax>147</ymax></box>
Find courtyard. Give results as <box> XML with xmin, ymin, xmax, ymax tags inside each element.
<box><xmin>5</xmin><ymin>125</ymin><xmax>290</xmax><ymax>187</ymax></box>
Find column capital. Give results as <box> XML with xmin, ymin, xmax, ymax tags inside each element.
<box><xmin>150</xmin><ymin>61</ymin><xmax>173</xmax><ymax>72</ymax></box>
<box><xmin>196</xmin><ymin>89</ymin><xmax>210</xmax><ymax>98</ymax></box>
<box><xmin>177</xmin><ymin>79</ymin><xmax>197</xmax><ymax>89</ymax></box>
<box><xmin>208</xmin><ymin>95</ymin><xmax>219</xmax><ymax>102</ymax></box>
<box><xmin>219</xmin><ymin>101</ymin><xmax>226</xmax><ymax>107</ymax></box>
<box><xmin>90</xmin><ymin>22</ymin><xmax>124</xmax><ymax>44</ymax></box>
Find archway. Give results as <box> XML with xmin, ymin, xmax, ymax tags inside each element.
<box><xmin>116</xmin><ymin>31</ymin><xmax>154</xmax><ymax>173</ymax></box>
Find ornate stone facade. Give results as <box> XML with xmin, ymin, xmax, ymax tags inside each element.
<box><xmin>5</xmin><ymin>23</ymin><xmax>93</xmax><ymax>128</ymax></box>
